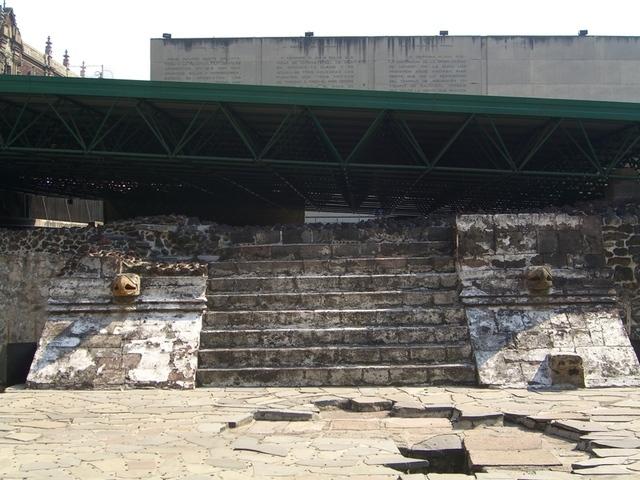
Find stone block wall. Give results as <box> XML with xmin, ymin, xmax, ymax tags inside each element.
<box><xmin>0</xmin><ymin>215</ymin><xmax>453</xmax><ymax>260</ymax></box>
<box><xmin>467</xmin><ymin>305</ymin><xmax>640</xmax><ymax>387</ymax></box>
<box><xmin>0</xmin><ymin>253</ymin><xmax>67</xmax><ymax>386</ymax></box>
<box><xmin>1</xmin><ymin>212</ymin><xmax>640</xmax><ymax>389</ymax></box>
<box><xmin>27</xmin><ymin>258</ymin><xmax>206</xmax><ymax>389</ymax></box>
<box><xmin>601</xmin><ymin>210</ymin><xmax>640</xmax><ymax>342</ymax></box>
<box><xmin>0</xmin><ymin>215</ymin><xmax>451</xmax><ymax>387</ymax></box>
<box><xmin>457</xmin><ymin>213</ymin><xmax>606</xmax><ymax>273</ymax></box>
<box><xmin>457</xmin><ymin>213</ymin><xmax>640</xmax><ymax>388</ymax></box>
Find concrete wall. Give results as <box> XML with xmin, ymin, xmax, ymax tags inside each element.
<box><xmin>151</xmin><ymin>36</ymin><xmax>640</xmax><ymax>102</ymax></box>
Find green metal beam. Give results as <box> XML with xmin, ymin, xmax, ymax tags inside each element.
<box><xmin>87</xmin><ymin>102</ymin><xmax>117</xmax><ymax>152</ymax></box>
<box><xmin>345</xmin><ymin>110</ymin><xmax>387</xmax><ymax>164</ymax></box>
<box><xmin>3</xmin><ymin>98</ymin><xmax>30</xmax><ymax>147</ymax></box>
<box><xmin>2</xmin><ymin>76</ymin><xmax>640</xmax><ymax>214</ymax></box>
<box><xmin>561</xmin><ymin>124</ymin><xmax>602</xmax><ymax>175</ymax></box>
<box><xmin>5</xmin><ymin>144</ymin><xmax>638</xmax><ymax>180</ymax></box>
<box><xmin>188</xmin><ymin>108</ymin><xmax>224</xmax><ymax>156</ymax></box>
<box><xmin>428</xmin><ymin>114</ymin><xmax>475</xmax><ymax>171</ymax></box>
<box><xmin>3</xmin><ymin>101</ymin><xmax>50</xmax><ymax>149</ymax></box>
<box><xmin>485</xmin><ymin>116</ymin><xmax>518</xmax><ymax>171</ymax></box>
<box><xmin>218</xmin><ymin>103</ymin><xmax>319</xmax><ymax>209</ymax></box>
<box><xmin>171</xmin><ymin>103</ymin><xmax>205</xmax><ymax>156</ymax></box>
<box><xmin>395</xmin><ymin>118</ymin><xmax>430</xmax><ymax>167</ymax></box>
<box><xmin>48</xmin><ymin>100</ymin><xmax>87</xmax><ymax>151</ymax></box>
<box><xmin>307</xmin><ymin>108</ymin><xmax>342</xmax><ymax>165</ymax></box>
<box><xmin>387</xmin><ymin>115</ymin><xmax>476</xmax><ymax>214</ymax></box>
<box><xmin>607</xmin><ymin>126</ymin><xmax>640</xmax><ymax>173</ymax></box>
<box><xmin>579</xmin><ymin>120</ymin><xmax>602</xmax><ymax>172</ymax></box>
<box><xmin>258</xmin><ymin>108</ymin><xmax>297</xmax><ymax>160</ymax></box>
<box><xmin>173</xmin><ymin>174</ymin><xmax>284</xmax><ymax>210</ymax></box>
<box><xmin>135</xmin><ymin>102</ymin><xmax>173</xmax><ymax>156</ymax></box>
<box><xmin>3</xmin><ymin>76</ymin><xmax>640</xmax><ymax>121</ymax></box>
<box><xmin>517</xmin><ymin>119</ymin><xmax>562</xmax><ymax>171</ymax></box>
<box><xmin>306</xmin><ymin>107</ymin><xmax>356</xmax><ymax>211</ymax></box>
<box><xmin>219</xmin><ymin>102</ymin><xmax>259</xmax><ymax>158</ymax></box>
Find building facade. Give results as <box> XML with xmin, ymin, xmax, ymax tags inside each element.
<box><xmin>0</xmin><ymin>5</ymin><xmax>100</xmax><ymax>226</ymax></box>
<box><xmin>0</xmin><ymin>6</ymin><xmax>72</xmax><ymax>77</ymax></box>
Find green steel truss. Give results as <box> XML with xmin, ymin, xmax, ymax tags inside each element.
<box><xmin>1</xmin><ymin>76</ymin><xmax>640</xmax><ymax>214</ymax></box>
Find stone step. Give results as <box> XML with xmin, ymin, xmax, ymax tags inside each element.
<box><xmin>207</xmin><ymin>290</ymin><xmax>458</xmax><ymax>310</ymax></box>
<box><xmin>218</xmin><ymin>241</ymin><xmax>452</xmax><ymax>261</ymax></box>
<box><xmin>196</xmin><ymin>363</ymin><xmax>477</xmax><ymax>387</ymax></box>
<box><xmin>198</xmin><ymin>343</ymin><xmax>473</xmax><ymax>368</ymax></box>
<box><xmin>203</xmin><ymin>307</ymin><xmax>466</xmax><ymax>329</ymax></box>
<box><xmin>223</xmin><ymin>223</ymin><xmax>453</xmax><ymax>246</ymax></box>
<box><xmin>279</xmin><ymin>224</ymin><xmax>453</xmax><ymax>244</ymax></box>
<box><xmin>208</xmin><ymin>256</ymin><xmax>455</xmax><ymax>277</ymax></box>
<box><xmin>199</xmin><ymin>326</ymin><xmax>470</xmax><ymax>348</ymax></box>
<box><xmin>208</xmin><ymin>273</ymin><xmax>458</xmax><ymax>293</ymax></box>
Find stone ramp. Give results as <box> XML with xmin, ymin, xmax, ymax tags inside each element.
<box><xmin>26</xmin><ymin>271</ymin><xmax>207</xmax><ymax>389</ymax></box>
<box><xmin>197</xmin><ymin>228</ymin><xmax>477</xmax><ymax>386</ymax></box>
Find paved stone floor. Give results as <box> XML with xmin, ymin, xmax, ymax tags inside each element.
<box><xmin>1</xmin><ymin>386</ymin><xmax>640</xmax><ymax>479</ymax></box>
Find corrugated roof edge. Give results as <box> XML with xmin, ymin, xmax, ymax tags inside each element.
<box><xmin>1</xmin><ymin>75</ymin><xmax>640</xmax><ymax>121</ymax></box>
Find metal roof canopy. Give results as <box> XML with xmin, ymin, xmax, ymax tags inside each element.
<box><xmin>1</xmin><ymin>75</ymin><xmax>639</xmax><ymax>215</ymax></box>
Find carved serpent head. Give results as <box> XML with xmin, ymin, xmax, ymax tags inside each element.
<box><xmin>526</xmin><ymin>266</ymin><xmax>552</xmax><ymax>291</ymax></box>
<box><xmin>111</xmin><ymin>273</ymin><xmax>141</xmax><ymax>297</ymax></box>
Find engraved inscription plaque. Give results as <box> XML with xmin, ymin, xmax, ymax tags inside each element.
<box><xmin>151</xmin><ymin>36</ymin><xmax>482</xmax><ymax>93</ymax></box>
<box><xmin>274</xmin><ymin>57</ymin><xmax>358</xmax><ymax>88</ymax></box>
<box><xmin>162</xmin><ymin>56</ymin><xmax>242</xmax><ymax>83</ymax></box>
<box><xmin>388</xmin><ymin>55</ymin><xmax>470</xmax><ymax>93</ymax></box>
<box><xmin>150</xmin><ymin>36</ymin><xmax>640</xmax><ymax>103</ymax></box>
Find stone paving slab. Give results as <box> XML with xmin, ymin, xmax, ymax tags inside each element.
<box><xmin>572</xmin><ymin>456</ymin><xmax>630</xmax><ymax>468</ymax></box>
<box><xmin>572</xmin><ymin>464</ymin><xmax>636</xmax><ymax>475</ymax></box>
<box><xmin>0</xmin><ymin>386</ymin><xmax>639</xmax><ymax>478</ymax></box>
<box><xmin>589</xmin><ymin>438</ymin><xmax>640</xmax><ymax>449</ymax></box>
<box><xmin>468</xmin><ymin>449</ymin><xmax>562</xmax><ymax>468</ymax></box>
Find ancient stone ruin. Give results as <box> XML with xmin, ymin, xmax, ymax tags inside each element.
<box><xmin>1</xmin><ymin>206</ymin><xmax>640</xmax><ymax>390</ymax></box>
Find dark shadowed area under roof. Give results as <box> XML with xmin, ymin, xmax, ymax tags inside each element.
<box><xmin>1</xmin><ymin>76</ymin><xmax>639</xmax><ymax>215</ymax></box>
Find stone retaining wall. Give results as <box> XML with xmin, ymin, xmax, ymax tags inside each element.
<box><xmin>0</xmin><ymin>215</ymin><xmax>453</xmax><ymax>258</ymax></box>
<box><xmin>26</xmin><ymin>257</ymin><xmax>206</xmax><ymax>389</ymax></box>
<box><xmin>1</xmin><ymin>211</ymin><xmax>640</xmax><ymax>388</ymax></box>
<box><xmin>601</xmin><ymin>209</ymin><xmax>640</xmax><ymax>341</ymax></box>
<box><xmin>0</xmin><ymin>216</ymin><xmax>451</xmax><ymax>386</ymax></box>
<box><xmin>457</xmin><ymin>213</ymin><xmax>640</xmax><ymax>387</ymax></box>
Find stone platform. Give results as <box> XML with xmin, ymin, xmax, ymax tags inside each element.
<box><xmin>10</xmin><ymin>213</ymin><xmax>640</xmax><ymax>390</ymax></box>
<box><xmin>2</xmin><ymin>386</ymin><xmax>640</xmax><ymax>479</ymax></box>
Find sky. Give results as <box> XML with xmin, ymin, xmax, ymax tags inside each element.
<box><xmin>8</xmin><ymin>0</ymin><xmax>640</xmax><ymax>80</ymax></box>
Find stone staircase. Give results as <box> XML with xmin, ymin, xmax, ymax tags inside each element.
<box><xmin>197</xmin><ymin>226</ymin><xmax>477</xmax><ymax>386</ymax></box>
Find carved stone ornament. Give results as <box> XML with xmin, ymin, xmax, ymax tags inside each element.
<box><xmin>111</xmin><ymin>273</ymin><xmax>141</xmax><ymax>297</ymax></box>
<box><xmin>526</xmin><ymin>266</ymin><xmax>552</xmax><ymax>291</ymax></box>
<box><xmin>548</xmin><ymin>354</ymin><xmax>585</xmax><ymax>388</ymax></box>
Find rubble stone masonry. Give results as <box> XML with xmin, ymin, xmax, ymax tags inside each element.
<box><xmin>0</xmin><ymin>210</ymin><xmax>639</xmax><ymax>388</ymax></box>
<box><xmin>602</xmin><ymin>209</ymin><xmax>640</xmax><ymax>342</ymax></box>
